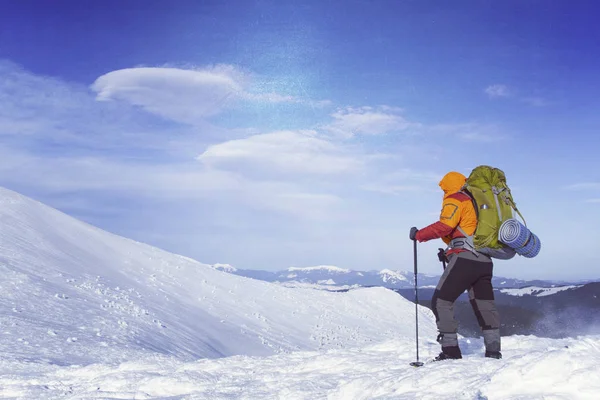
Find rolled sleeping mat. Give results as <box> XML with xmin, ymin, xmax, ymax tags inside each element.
<box><xmin>498</xmin><ymin>219</ymin><xmax>530</xmax><ymax>248</ymax></box>
<box><xmin>518</xmin><ymin>232</ymin><xmax>541</xmax><ymax>258</ymax></box>
<box><xmin>499</xmin><ymin>218</ymin><xmax>541</xmax><ymax>258</ymax></box>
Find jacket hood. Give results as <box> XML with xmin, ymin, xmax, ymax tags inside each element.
<box><xmin>439</xmin><ymin>171</ymin><xmax>467</xmax><ymax>197</ymax></box>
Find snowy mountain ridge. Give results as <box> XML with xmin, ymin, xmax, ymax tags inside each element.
<box><xmin>288</xmin><ymin>265</ymin><xmax>351</xmax><ymax>273</ymax></box>
<box><xmin>220</xmin><ymin>264</ymin><xmax>576</xmax><ymax>291</ymax></box>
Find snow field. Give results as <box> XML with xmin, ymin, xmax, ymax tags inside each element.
<box><xmin>1</xmin><ymin>335</ymin><xmax>599</xmax><ymax>399</ymax></box>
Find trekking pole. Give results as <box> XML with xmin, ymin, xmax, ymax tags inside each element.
<box><xmin>410</xmin><ymin>238</ymin><xmax>424</xmax><ymax>367</ymax></box>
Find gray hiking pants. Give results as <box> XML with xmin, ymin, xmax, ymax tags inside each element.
<box><xmin>431</xmin><ymin>251</ymin><xmax>501</xmax><ymax>353</ymax></box>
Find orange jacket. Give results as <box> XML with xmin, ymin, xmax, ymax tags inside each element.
<box><xmin>415</xmin><ymin>171</ymin><xmax>477</xmax><ymax>245</ymax></box>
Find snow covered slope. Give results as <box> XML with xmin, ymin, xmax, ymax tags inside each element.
<box><xmin>0</xmin><ymin>187</ymin><xmax>436</xmax><ymax>365</ymax></box>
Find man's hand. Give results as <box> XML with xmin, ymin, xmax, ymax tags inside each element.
<box><xmin>437</xmin><ymin>248</ymin><xmax>447</xmax><ymax>263</ymax></box>
<box><xmin>409</xmin><ymin>227</ymin><xmax>419</xmax><ymax>241</ymax></box>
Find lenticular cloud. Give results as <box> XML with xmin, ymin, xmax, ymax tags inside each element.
<box><xmin>91</xmin><ymin>66</ymin><xmax>245</xmax><ymax>123</ymax></box>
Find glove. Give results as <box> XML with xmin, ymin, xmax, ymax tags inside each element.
<box><xmin>409</xmin><ymin>227</ymin><xmax>419</xmax><ymax>241</ymax></box>
<box><xmin>437</xmin><ymin>248</ymin><xmax>447</xmax><ymax>263</ymax></box>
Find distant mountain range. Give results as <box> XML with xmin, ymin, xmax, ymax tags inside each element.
<box><xmin>211</xmin><ymin>263</ymin><xmax>580</xmax><ymax>291</ymax></box>
<box><xmin>212</xmin><ymin>264</ymin><xmax>600</xmax><ymax>339</ymax></box>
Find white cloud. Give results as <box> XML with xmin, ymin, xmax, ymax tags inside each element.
<box><xmin>0</xmin><ymin>61</ymin><xmax>185</xmax><ymax>150</ymax></box>
<box><xmin>0</xmin><ymin>144</ymin><xmax>342</xmax><ymax>221</ymax></box>
<box><xmin>485</xmin><ymin>84</ymin><xmax>511</xmax><ymax>98</ymax></box>
<box><xmin>91</xmin><ymin>65</ymin><xmax>332</xmax><ymax>125</ymax></box>
<box><xmin>324</xmin><ymin>106</ymin><xmax>416</xmax><ymax>138</ymax></box>
<box><xmin>0</xmin><ymin>148</ymin><xmax>237</xmax><ymax>197</ymax></box>
<box><xmin>91</xmin><ymin>66</ymin><xmax>247</xmax><ymax>124</ymax></box>
<box><xmin>197</xmin><ymin>130</ymin><xmax>363</xmax><ymax>175</ymax></box>
<box><xmin>0</xmin><ymin>62</ymin><xmax>352</xmax><ymax>222</ymax></box>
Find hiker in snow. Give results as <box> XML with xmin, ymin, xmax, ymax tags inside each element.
<box><xmin>409</xmin><ymin>171</ymin><xmax>502</xmax><ymax>361</ymax></box>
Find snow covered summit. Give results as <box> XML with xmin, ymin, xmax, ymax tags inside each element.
<box><xmin>379</xmin><ymin>269</ymin><xmax>410</xmax><ymax>283</ymax></box>
<box><xmin>0</xmin><ymin>187</ymin><xmax>435</xmax><ymax>366</ymax></box>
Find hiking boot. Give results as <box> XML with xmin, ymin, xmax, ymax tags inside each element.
<box><xmin>485</xmin><ymin>350</ymin><xmax>502</xmax><ymax>359</ymax></box>
<box><xmin>433</xmin><ymin>346</ymin><xmax>462</xmax><ymax>361</ymax></box>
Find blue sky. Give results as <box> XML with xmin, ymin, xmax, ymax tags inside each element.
<box><xmin>1</xmin><ymin>0</ymin><xmax>599</xmax><ymax>280</ymax></box>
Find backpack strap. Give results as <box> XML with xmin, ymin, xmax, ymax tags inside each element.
<box><xmin>448</xmin><ymin>190</ymin><xmax>480</xmax><ymax>256</ymax></box>
<box><xmin>491</xmin><ymin>186</ymin><xmax>504</xmax><ymax>221</ymax></box>
<box><xmin>492</xmin><ymin>185</ymin><xmax>527</xmax><ymax>226</ymax></box>
<box><xmin>506</xmin><ymin>196</ymin><xmax>527</xmax><ymax>226</ymax></box>
<box><xmin>450</xmin><ymin>226</ymin><xmax>480</xmax><ymax>257</ymax></box>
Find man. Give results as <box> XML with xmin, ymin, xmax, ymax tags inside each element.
<box><xmin>409</xmin><ymin>171</ymin><xmax>502</xmax><ymax>361</ymax></box>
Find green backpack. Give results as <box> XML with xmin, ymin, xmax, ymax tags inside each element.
<box><xmin>460</xmin><ymin>165</ymin><xmax>525</xmax><ymax>259</ymax></box>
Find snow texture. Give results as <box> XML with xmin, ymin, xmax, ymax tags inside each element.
<box><xmin>1</xmin><ymin>336</ymin><xmax>599</xmax><ymax>399</ymax></box>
